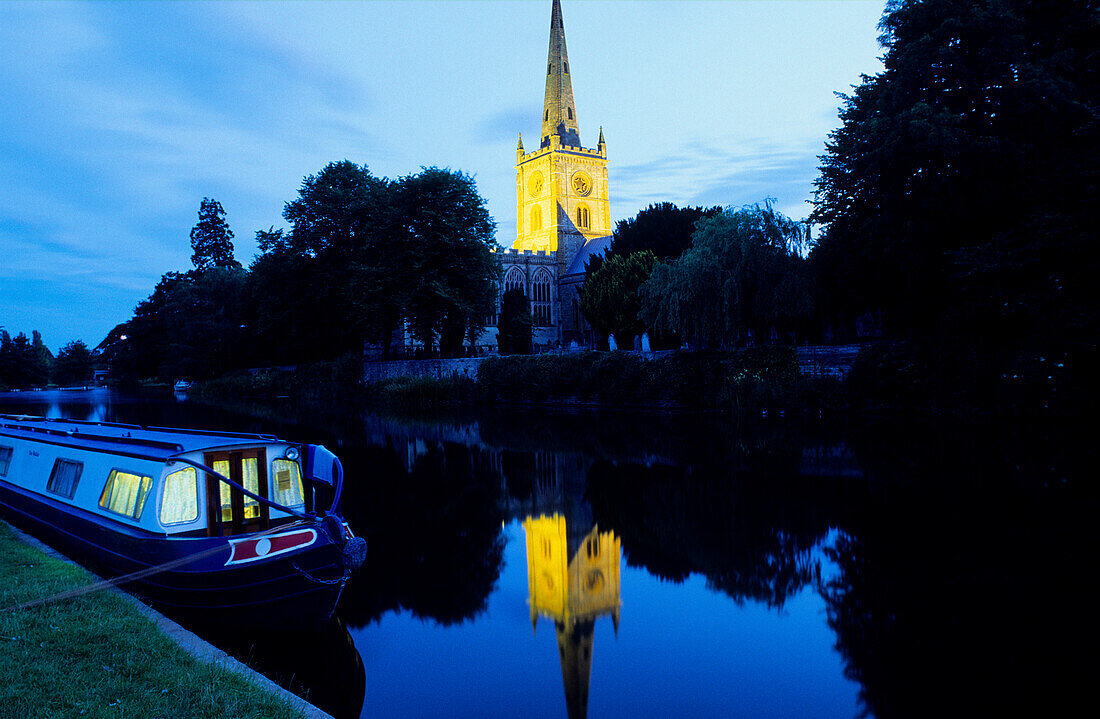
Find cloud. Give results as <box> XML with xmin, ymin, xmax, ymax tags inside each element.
<box><xmin>611</xmin><ymin>136</ymin><xmax>824</xmax><ymax>222</ymax></box>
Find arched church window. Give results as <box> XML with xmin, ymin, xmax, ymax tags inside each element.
<box><xmin>564</xmin><ymin>62</ymin><xmax>569</xmax><ymax>74</ymax></box>
<box><xmin>530</xmin><ymin>205</ymin><xmax>542</xmax><ymax>232</ymax></box>
<box><xmin>576</xmin><ymin>205</ymin><xmax>590</xmax><ymax>230</ymax></box>
<box><xmin>547</xmin><ymin>63</ymin><xmax>552</xmax><ymax>76</ymax></box>
<box><xmin>567</xmin><ymin>107</ymin><xmax>573</xmax><ymax>120</ymax></box>
<box><xmin>532</xmin><ymin>269</ymin><xmax>553</xmax><ymax>327</ymax></box>
<box><xmin>504</xmin><ymin>267</ymin><xmax>525</xmax><ymax>296</ymax></box>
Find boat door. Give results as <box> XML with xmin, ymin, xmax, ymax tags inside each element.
<box><xmin>204</xmin><ymin>449</ymin><xmax>269</xmax><ymax>536</ymax></box>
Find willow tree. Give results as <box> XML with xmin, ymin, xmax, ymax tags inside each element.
<box><xmin>639</xmin><ymin>203</ymin><xmax>811</xmax><ymax>348</ymax></box>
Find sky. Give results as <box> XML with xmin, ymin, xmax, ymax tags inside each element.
<box><xmin>0</xmin><ymin>0</ymin><xmax>886</xmax><ymax>351</ymax></box>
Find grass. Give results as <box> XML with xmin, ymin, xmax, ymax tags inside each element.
<box><xmin>0</xmin><ymin>522</ymin><xmax>304</xmax><ymax>719</ymax></box>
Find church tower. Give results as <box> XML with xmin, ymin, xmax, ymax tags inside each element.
<box><xmin>514</xmin><ymin>0</ymin><xmax>611</xmax><ymax>266</ymax></box>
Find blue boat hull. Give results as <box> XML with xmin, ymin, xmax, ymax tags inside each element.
<box><xmin>1</xmin><ymin>479</ymin><xmax>348</xmax><ymax>630</ymax></box>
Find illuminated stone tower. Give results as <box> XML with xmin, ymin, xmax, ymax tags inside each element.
<box><xmin>513</xmin><ymin>0</ymin><xmax>611</xmax><ymax>265</ymax></box>
<box><xmin>524</xmin><ymin>513</ymin><xmax>621</xmax><ymax>719</ymax></box>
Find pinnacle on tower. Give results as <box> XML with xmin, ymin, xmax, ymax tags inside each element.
<box><xmin>541</xmin><ymin>0</ymin><xmax>581</xmax><ymax>148</ymax></box>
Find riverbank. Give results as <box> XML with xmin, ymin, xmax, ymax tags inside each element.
<box><xmin>193</xmin><ymin>347</ymin><xmax>847</xmax><ymax>417</ymax></box>
<box><xmin>187</xmin><ymin>340</ymin><xmax>1090</xmax><ymax>418</ymax></box>
<box><xmin>0</xmin><ymin>521</ymin><xmax>315</xmax><ymax>719</ymax></box>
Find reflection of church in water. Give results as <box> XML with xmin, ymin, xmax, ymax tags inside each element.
<box><xmin>397</xmin><ymin>426</ymin><xmax>621</xmax><ymax>718</ymax></box>
<box><xmin>503</xmin><ymin>449</ymin><xmax>621</xmax><ymax>719</ymax></box>
<box><xmin>523</xmin><ymin>511</ymin><xmax>620</xmax><ymax>719</ymax></box>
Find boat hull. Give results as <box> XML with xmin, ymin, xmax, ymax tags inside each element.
<box><xmin>1</xmin><ymin>479</ymin><xmax>348</xmax><ymax>630</ymax></box>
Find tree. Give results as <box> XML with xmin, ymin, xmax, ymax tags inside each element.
<box><xmin>250</xmin><ymin>161</ymin><xmax>392</xmax><ymax>362</ymax></box>
<box><xmin>109</xmin><ymin>266</ymin><xmax>248</xmax><ymax>382</ymax></box>
<box><xmin>0</xmin><ymin>330</ymin><xmax>51</xmax><ymax>388</ymax></box>
<box><xmin>809</xmin><ymin>0</ymin><xmax>1098</xmax><ymax>345</ymax></box>
<box><xmin>580</xmin><ymin>250</ymin><xmax>657</xmax><ymax>350</ymax></box>
<box><xmin>190</xmin><ymin>198</ymin><xmax>240</xmax><ymax>270</ymax></box>
<box><xmin>640</xmin><ymin>202</ymin><xmax>811</xmax><ymax>348</ymax></box>
<box><xmin>252</xmin><ymin>162</ymin><xmax>499</xmax><ymax>362</ymax></box>
<box><xmin>54</xmin><ymin>340</ymin><xmax>94</xmax><ymax>386</ymax></box>
<box><xmin>30</xmin><ymin>331</ymin><xmax>52</xmax><ymax>386</ymax></box>
<box><xmin>609</xmin><ymin>202</ymin><xmax>721</xmax><ymax>261</ymax></box>
<box><xmin>396</xmin><ymin>168</ymin><xmax>499</xmax><ymax>356</ymax></box>
<box><xmin>497</xmin><ymin>288</ymin><xmax>532</xmax><ymax>355</ymax></box>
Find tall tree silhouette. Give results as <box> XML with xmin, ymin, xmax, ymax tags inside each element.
<box><xmin>190</xmin><ymin>197</ymin><xmax>240</xmax><ymax>270</ymax></box>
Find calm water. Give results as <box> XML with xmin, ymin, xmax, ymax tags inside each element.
<box><xmin>1</xmin><ymin>390</ymin><xmax>1093</xmax><ymax>718</ymax></box>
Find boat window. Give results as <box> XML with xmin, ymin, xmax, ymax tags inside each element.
<box><xmin>47</xmin><ymin>459</ymin><xmax>83</xmax><ymax>499</ymax></box>
<box><xmin>242</xmin><ymin>457</ymin><xmax>261</xmax><ymax>519</ymax></box>
<box><xmin>272</xmin><ymin>459</ymin><xmax>305</xmax><ymax>508</ymax></box>
<box><xmin>99</xmin><ymin>469</ymin><xmax>153</xmax><ymax>519</ymax></box>
<box><xmin>161</xmin><ymin>467</ymin><xmax>199</xmax><ymax>525</ymax></box>
<box><xmin>0</xmin><ymin>445</ymin><xmax>12</xmax><ymax>477</ymax></box>
<box><xmin>214</xmin><ymin>459</ymin><xmax>233</xmax><ymax>522</ymax></box>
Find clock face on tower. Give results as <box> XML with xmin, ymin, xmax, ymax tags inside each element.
<box><xmin>571</xmin><ymin>171</ymin><xmax>592</xmax><ymax>196</ymax></box>
<box><xmin>528</xmin><ymin>172</ymin><xmax>544</xmax><ymax>197</ymax></box>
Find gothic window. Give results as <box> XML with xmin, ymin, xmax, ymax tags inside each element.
<box><xmin>530</xmin><ymin>205</ymin><xmax>542</xmax><ymax>232</ymax></box>
<box><xmin>576</xmin><ymin>205</ymin><xmax>590</xmax><ymax>230</ymax></box>
<box><xmin>532</xmin><ymin>269</ymin><xmax>553</xmax><ymax>326</ymax></box>
<box><xmin>504</xmin><ymin>267</ymin><xmax>525</xmax><ymax>295</ymax></box>
<box><xmin>544</xmin><ymin>109</ymin><xmax>549</xmax><ymax>120</ymax></box>
<box><xmin>547</xmin><ymin>63</ymin><xmax>552</xmax><ymax>75</ymax></box>
<box><xmin>564</xmin><ymin>62</ymin><xmax>569</xmax><ymax>74</ymax></box>
<box><xmin>567</xmin><ymin>107</ymin><xmax>573</xmax><ymax>120</ymax></box>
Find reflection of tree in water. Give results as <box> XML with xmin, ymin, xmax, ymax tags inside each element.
<box><xmin>586</xmin><ymin>460</ymin><xmax>838</xmax><ymax>608</ymax></box>
<box><xmin>338</xmin><ymin>441</ymin><xmax>506</xmax><ymax>628</ymax></box>
<box><xmin>188</xmin><ymin>618</ymin><xmax>366</xmax><ymax>719</ymax></box>
<box><xmin>820</xmin><ymin>433</ymin><xmax>1095</xmax><ymax>718</ymax></box>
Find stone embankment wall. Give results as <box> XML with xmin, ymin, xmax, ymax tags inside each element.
<box><xmin>795</xmin><ymin>344</ymin><xmax>862</xmax><ymax>378</ymax></box>
<box><xmin>362</xmin><ymin>345</ymin><xmax>864</xmax><ymax>385</ymax></box>
<box><xmin>362</xmin><ymin>357</ymin><xmax>483</xmax><ymax>384</ymax></box>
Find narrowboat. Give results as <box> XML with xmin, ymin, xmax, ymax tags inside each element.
<box><xmin>0</xmin><ymin>415</ymin><xmax>366</xmax><ymax>630</ymax></box>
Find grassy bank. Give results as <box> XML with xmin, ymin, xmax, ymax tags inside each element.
<box><xmin>0</xmin><ymin>522</ymin><xmax>304</xmax><ymax>719</ymax></box>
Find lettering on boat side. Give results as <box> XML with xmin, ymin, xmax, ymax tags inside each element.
<box><xmin>225</xmin><ymin>528</ymin><xmax>317</xmax><ymax>566</ymax></box>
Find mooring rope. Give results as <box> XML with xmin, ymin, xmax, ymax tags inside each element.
<box><xmin>3</xmin><ymin>520</ymin><xmax>311</xmax><ymax>614</ymax></box>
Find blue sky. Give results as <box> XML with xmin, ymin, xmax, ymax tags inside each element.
<box><xmin>0</xmin><ymin>0</ymin><xmax>885</xmax><ymax>351</ymax></box>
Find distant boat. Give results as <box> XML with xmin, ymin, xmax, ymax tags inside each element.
<box><xmin>173</xmin><ymin>380</ymin><xmax>192</xmax><ymax>391</ymax></box>
<box><xmin>0</xmin><ymin>415</ymin><xmax>366</xmax><ymax>629</ymax></box>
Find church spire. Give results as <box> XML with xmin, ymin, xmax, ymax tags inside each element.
<box><xmin>541</xmin><ymin>0</ymin><xmax>580</xmax><ymax>148</ymax></box>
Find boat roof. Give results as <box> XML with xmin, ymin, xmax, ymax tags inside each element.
<box><xmin>0</xmin><ymin>415</ymin><xmax>284</xmax><ymax>462</ymax></box>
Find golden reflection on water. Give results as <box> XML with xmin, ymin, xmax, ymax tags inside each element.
<box><xmin>523</xmin><ymin>513</ymin><xmax>621</xmax><ymax>719</ymax></box>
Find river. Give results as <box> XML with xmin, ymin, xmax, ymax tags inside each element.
<box><xmin>0</xmin><ymin>389</ymin><xmax>1092</xmax><ymax>718</ymax></box>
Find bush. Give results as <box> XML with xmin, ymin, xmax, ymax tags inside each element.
<box><xmin>477</xmin><ymin>347</ymin><xmax>815</xmax><ymax>414</ymax></box>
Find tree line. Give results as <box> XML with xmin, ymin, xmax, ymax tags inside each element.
<box><xmin>578</xmin><ymin>0</ymin><xmax>1095</xmax><ymax>409</ymax></box>
<box><xmin>0</xmin><ymin>329</ymin><xmax>95</xmax><ymax>390</ymax></box>
<box><xmin>14</xmin><ymin>0</ymin><xmax>1091</xmax><ymax>411</ymax></box>
<box><xmin>100</xmin><ymin>163</ymin><xmax>500</xmax><ymax>382</ymax></box>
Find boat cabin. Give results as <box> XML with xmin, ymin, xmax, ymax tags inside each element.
<box><xmin>0</xmin><ymin>417</ymin><xmax>322</xmax><ymax>539</ymax></box>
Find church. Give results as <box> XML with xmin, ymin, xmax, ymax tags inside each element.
<box><xmin>483</xmin><ymin>0</ymin><xmax>613</xmax><ymax>350</ymax></box>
